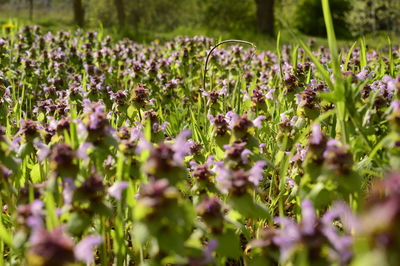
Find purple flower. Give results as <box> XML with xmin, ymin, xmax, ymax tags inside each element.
<box><xmin>214</xmin><ymin>162</ymin><xmax>231</xmax><ymax>194</ymax></box>
<box><xmin>291</xmin><ymin>144</ymin><xmax>308</xmax><ymax>163</ymax></box>
<box><xmin>273</xmin><ymin>217</ymin><xmax>301</xmax><ymax>261</ymax></box>
<box><xmin>224</xmin><ymin>142</ymin><xmax>252</xmax><ymax>165</ymax></box>
<box><xmin>74</xmin><ymin>235</ymin><xmax>103</xmax><ymax>264</ymax></box>
<box><xmin>253</xmin><ymin>115</ymin><xmax>266</xmax><ymax>129</ymax></box>
<box><xmin>274</xmin><ymin>200</ymin><xmax>355</xmax><ymax>264</ymax></box>
<box><xmin>77</xmin><ymin>142</ymin><xmax>93</xmax><ymax>161</ymax></box>
<box><xmin>322</xmin><ymin>201</ymin><xmax>359</xmax><ymax>232</ymax></box>
<box><xmin>266</xmin><ymin>88</ymin><xmax>275</xmax><ymax>100</ymax></box>
<box><xmin>172</xmin><ymin>129</ymin><xmax>192</xmax><ymax>164</ymax></box>
<box><xmin>208</xmin><ymin>114</ymin><xmax>229</xmax><ymax>136</ymax></box>
<box><xmin>214</xmin><ymin>160</ymin><xmax>266</xmax><ymax>194</ymax></box>
<box><xmin>240</xmin><ymin>148</ymin><xmax>252</xmax><ymax>164</ymax></box>
<box><xmin>310</xmin><ymin>123</ymin><xmax>323</xmax><ymax>145</ymax></box>
<box><xmin>159</xmin><ymin>121</ymin><xmax>170</xmax><ymax>132</ymax></box>
<box><xmin>108</xmin><ymin>181</ymin><xmax>129</xmax><ymax>201</ymax></box>
<box><xmin>30</xmin><ymin>199</ymin><xmax>44</xmax><ymax>217</ymax></box>
<box><xmin>63</xmin><ymin>178</ymin><xmax>76</xmax><ymax>205</ymax></box>
<box><xmin>26</xmin><ymin>200</ymin><xmax>44</xmax><ymax>229</ymax></box>
<box><xmin>391</xmin><ymin>100</ymin><xmax>400</xmax><ymax>112</ymax></box>
<box><xmin>34</xmin><ymin>140</ymin><xmax>50</xmax><ymax>162</ymax></box>
<box><xmin>356</xmin><ymin>68</ymin><xmax>370</xmax><ymax>81</ymax></box>
<box><xmin>323</xmin><ymin>140</ymin><xmax>353</xmax><ymax>175</ymax></box>
<box><xmin>203</xmin><ymin>239</ymin><xmax>218</xmax><ymax>263</ymax></box>
<box><xmin>28</xmin><ymin>227</ymin><xmax>75</xmax><ymax>265</ymax></box>
<box><xmin>301</xmin><ymin>200</ymin><xmax>317</xmax><ymax>235</ymax></box>
<box><xmin>248</xmin><ymin>161</ymin><xmax>266</xmax><ymax>186</ymax></box>
<box><xmin>287</xmin><ymin>178</ymin><xmax>296</xmax><ymax>188</ymax></box>
<box><xmin>136</xmin><ymin>137</ymin><xmax>153</xmax><ymax>154</ymax></box>
<box><xmin>225</xmin><ymin>111</ymin><xmax>239</xmax><ymax>129</ymax></box>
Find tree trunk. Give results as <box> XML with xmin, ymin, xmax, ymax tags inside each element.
<box><xmin>28</xmin><ymin>0</ymin><xmax>33</xmax><ymax>20</ymax></box>
<box><xmin>255</xmin><ymin>0</ymin><xmax>275</xmax><ymax>36</ymax></box>
<box><xmin>114</xmin><ymin>0</ymin><xmax>126</xmax><ymax>27</ymax></box>
<box><xmin>73</xmin><ymin>0</ymin><xmax>85</xmax><ymax>27</ymax></box>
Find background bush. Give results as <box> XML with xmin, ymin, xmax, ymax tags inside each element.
<box><xmin>201</xmin><ymin>0</ymin><xmax>256</xmax><ymax>32</ymax></box>
<box><xmin>348</xmin><ymin>0</ymin><xmax>400</xmax><ymax>35</ymax></box>
<box><xmin>0</xmin><ymin>0</ymin><xmax>399</xmax><ymax>39</ymax></box>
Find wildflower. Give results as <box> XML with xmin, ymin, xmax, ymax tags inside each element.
<box><xmin>248</xmin><ymin>161</ymin><xmax>267</xmax><ymax>186</ymax></box>
<box><xmin>323</xmin><ymin>140</ymin><xmax>353</xmax><ymax>175</ymax></box>
<box><xmin>110</xmin><ymin>90</ymin><xmax>128</xmax><ymax>106</ymax></box>
<box><xmin>224</xmin><ymin>142</ymin><xmax>252</xmax><ymax>166</ymax></box>
<box><xmin>214</xmin><ymin>161</ymin><xmax>266</xmax><ymax>195</ymax></box>
<box><xmin>108</xmin><ymin>181</ymin><xmax>129</xmax><ymax>201</ymax></box>
<box><xmin>171</xmin><ymin>129</ymin><xmax>192</xmax><ymax>164</ymax></box>
<box><xmin>34</xmin><ymin>140</ymin><xmax>51</xmax><ymax>162</ymax></box>
<box><xmin>0</xmin><ymin>164</ymin><xmax>12</xmax><ymax>180</ymax></box>
<box><xmin>74</xmin><ymin>175</ymin><xmax>106</xmax><ymax>204</ymax></box>
<box><xmin>136</xmin><ymin>179</ymin><xmax>179</xmax><ymax>218</ymax></box>
<box><xmin>63</xmin><ymin>178</ymin><xmax>76</xmax><ymax>206</ymax></box>
<box><xmin>251</xmin><ymin>89</ymin><xmax>266</xmax><ymax>106</ymax></box>
<box><xmin>253</xmin><ymin>115</ymin><xmax>266</xmax><ymax>129</ymax></box>
<box><xmin>227</xmin><ymin>113</ymin><xmax>253</xmax><ymax>133</ymax></box>
<box><xmin>76</xmin><ymin>142</ymin><xmax>93</xmax><ymax>161</ymax></box>
<box><xmin>189</xmin><ymin>239</ymin><xmax>218</xmax><ymax>265</ymax></box>
<box><xmin>197</xmin><ymin>197</ymin><xmax>224</xmax><ymax>234</ymax></box>
<box><xmin>17</xmin><ymin>200</ymin><xmax>44</xmax><ymax>230</ymax></box>
<box><xmin>18</xmin><ymin>120</ymin><xmax>42</xmax><ymax>140</ymax></box>
<box><xmin>74</xmin><ymin>235</ymin><xmax>103</xmax><ymax>264</ymax></box>
<box><xmin>188</xmin><ymin>139</ymin><xmax>203</xmax><ymax>155</ymax></box>
<box><xmin>131</xmin><ymin>84</ymin><xmax>149</xmax><ymax>107</ymax></box>
<box><xmin>27</xmin><ymin>227</ymin><xmax>76</xmax><ymax>266</ymax></box>
<box><xmin>200</xmin><ymin>89</ymin><xmax>223</xmax><ymax>105</ymax></box>
<box><xmin>208</xmin><ymin>114</ymin><xmax>229</xmax><ymax>136</ymax></box>
<box><xmin>50</xmin><ymin>143</ymin><xmax>77</xmax><ymax>177</ymax></box>
<box><xmin>290</xmin><ymin>144</ymin><xmax>308</xmax><ymax>163</ymax></box>
<box><xmin>306</xmin><ymin>123</ymin><xmax>328</xmax><ymax>164</ymax></box>
<box><xmin>274</xmin><ymin>200</ymin><xmax>354</xmax><ymax>264</ymax></box>
<box><xmin>283</xmin><ymin>72</ymin><xmax>299</xmax><ymax>93</ymax></box>
<box><xmin>192</xmin><ymin>163</ymin><xmax>214</xmax><ymax>181</ymax></box>
<box><xmin>361</xmin><ymin>173</ymin><xmax>400</xmax><ymax>254</ymax></box>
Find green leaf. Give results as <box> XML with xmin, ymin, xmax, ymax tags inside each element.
<box><xmin>215</xmin><ymin>228</ymin><xmax>241</xmax><ymax>259</ymax></box>
<box><xmin>228</xmin><ymin>193</ymin><xmax>270</xmax><ymax>220</ymax></box>
<box><xmin>0</xmin><ymin>220</ymin><xmax>12</xmax><ymax>246</ymax></box>
<box><xmin>30</xmin><ymin>164</ymin><xmax>41</xmax><ymax>183</ymax></box>
<box><xmin>133</xmin><ymin>222</ymin><xmax>150</xmax><ymax>244</ymax></box>
<box><xmin>44</xmin><ymin>190</ymin><xmax>58</xmax><ymax>230</ymax></box>
<box><xmin>67</xmin><ymin>212</ymin><xmax>91</xmax><ymax>236</ymax></box>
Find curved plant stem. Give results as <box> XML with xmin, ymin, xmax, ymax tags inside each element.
<box><xmin>203</xmin><ymin>40</ymin><xmax>256</xmax><ymax>91</ymax></box>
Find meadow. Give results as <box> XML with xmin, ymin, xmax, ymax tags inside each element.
<box><xmin>0</xmin><ymin>2</ymin><xmax>400</xmax><ymax>266</ymax></box>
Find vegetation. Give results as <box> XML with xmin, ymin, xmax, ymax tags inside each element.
<box><xmin>0</xmin><ymin>0</ymin><xmax>399</xmax><ymax>265</ymax></box>
<box><xmin>0</xmin><ymin>0</ymin><xmax>398</xmax><ymax>40</ymax></box>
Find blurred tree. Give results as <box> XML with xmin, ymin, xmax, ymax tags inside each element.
<box><xmin>114</xmin><ymin>0</ymin><xmax>125</xmax><ymax>27</ymax></box>
<box><xmin>73</xmin><ymin>0</ymin><xmax>84</xmax><ymax>27</ymax></box>
<box><xmin>255</xmin><ymin>0</ymin><xmax>275</xmax><ymax>36</ymax></box>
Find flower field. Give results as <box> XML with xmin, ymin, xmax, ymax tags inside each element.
<box><xmin>0</xmin><ymin>22</ymin><xmax>400</xmax><ymax>265</ymax></box>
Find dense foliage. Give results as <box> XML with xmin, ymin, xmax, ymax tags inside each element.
<box><xmin>294</xmin><ymin>0</ymin><xmax>352</xmax><ymax>38</ymax></box>
<box><xmin>349</xmin><ymin>0</ymin><xmax>400</xmax><ymax>35</ymax></box>
<box><xmin>0</xmin><ymin>24</ymin><xmax>399</xmax><ymax>265</ymax></box>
